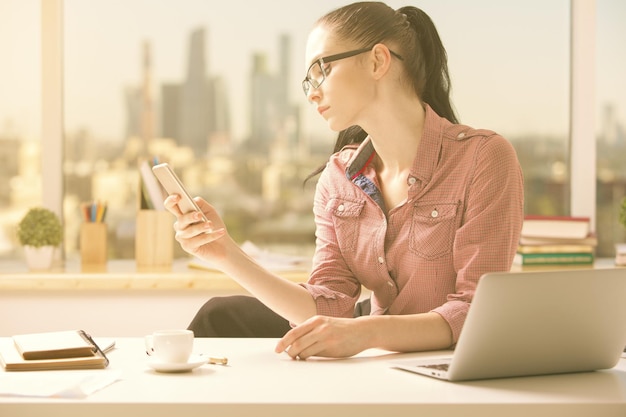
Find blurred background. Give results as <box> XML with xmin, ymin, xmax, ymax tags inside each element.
<box><xmin>0</xmin><ymin>0</ymin><xmax>624</xmax><ymax>262</ymax></box>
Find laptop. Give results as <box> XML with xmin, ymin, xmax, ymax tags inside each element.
<box><xmin>393</xmin><ymin>268</ymin><xmax>626</xmax><ymax>381</ymax></box>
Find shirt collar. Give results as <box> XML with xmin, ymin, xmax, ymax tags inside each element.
<box><xmin>410</xmin><ymin>104</ymin><xmax>447</xmax><ymax>186</ymax></box>
<box><xmin>343</xmin><ymin>104</ymin><xmax>449</xmax><ymax>185</ymax></box>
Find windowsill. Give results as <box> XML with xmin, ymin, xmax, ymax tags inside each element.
<box><xmin>0</xmin><ymin>258</ymin><xmax>309</xmax><ymax>291</ymax></box>
<box><xmin>0</xmin><ymin>258</ymin><xmax>620</xmax><ymax>292</ymax></box>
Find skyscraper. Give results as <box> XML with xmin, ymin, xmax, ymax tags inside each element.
<box><xmin>140</xmin><ymin>41</ymin><xmax>156</xmax><ymax>142</ymax></box>
<box><xmin>125</xmin><ymin>41</ymin><xmax>156</xmax><ymax>145</ymax></box>
<box><xmin>160</xmin><ymin>83</ymin><xmax>181</xmax><ymax>141</ymax></box>
<box><xmin>176</xmin><ymin>27</ymin><xmax>231</xmax><ymax>157</ymax></box>
<box><xmin>248</xmin><ymin>33</ymin><xmax>300</xmax><ymax>153</ymax></box>
<box><xmin>249</xmin><ymin>52</ymin><xmax>278</xmax><ymax>149</ymax></box>
<box><xmin>179</xmin><ymin>28</ymin><xmax>211</xmax><ymax>156</ymax></box>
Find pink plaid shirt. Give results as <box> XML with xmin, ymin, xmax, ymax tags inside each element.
<box><xmin>301</xmin><ymin>105</ymin><xmax>524</xmax><ymax>343</ymax></box>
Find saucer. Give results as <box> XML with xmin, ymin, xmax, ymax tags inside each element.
<box><xmin>147</xmin><ymin>354</ymin><xmax>208</xmax><ymax>373</ymax></box>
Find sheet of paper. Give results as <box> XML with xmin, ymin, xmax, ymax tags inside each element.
<box><xmin>0</xmin><ymin>370</ymin><xmax>121</xmax><ymax>399</ymax></box>
<box><xmin>189</xmin><ymin>240</ymin><xmax>310</xmax><ymax>272</ymax></box>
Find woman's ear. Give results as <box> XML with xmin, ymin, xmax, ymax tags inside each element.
<box><xmin>371</xmin><ymin>43</ymin><xmax>393</xmax><ymax>80</ymax></box>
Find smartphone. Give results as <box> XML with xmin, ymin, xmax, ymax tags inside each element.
<box><xmin>151</xmin><ymin>163</ymin><xmax>209</xmax><ymax>222</ymax></box>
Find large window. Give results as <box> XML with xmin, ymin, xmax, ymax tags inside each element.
<box><xmin>0</xmin><ymin>0</ymin><xmax>41</xmax><ymax>258</ymax></box>
<box><xmin>2</xmin><ymin>0</ymin><xmax>622</xmax><ymax>261</ymax></box>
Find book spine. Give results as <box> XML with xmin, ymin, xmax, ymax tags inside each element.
<box><xmin>523</xmin><ymin>215</ymin><xmax>590</xmax><ymax>222</ymax></box>
<box><xmin>514</xmin><ymin>252</ymin><xmax>594</xmax><ymax>265</ymax></box>
<box><xmin>516</xmin><ymin>245</ymin><xmax>594</xmax><ymax>254</ymax></box>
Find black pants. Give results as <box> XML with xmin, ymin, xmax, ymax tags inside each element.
<box><xmin>188</xmin><ymin>295</ymin><xmax>371</xmax><ymax>338</ymax></box>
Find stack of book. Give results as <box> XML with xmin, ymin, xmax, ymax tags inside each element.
<box><xmin>0</xmin><ymin>330</ymin><xmax>113</xmax><ymax>371</ymax></box>
<box><xmin>514</xmin><ymin>215</ymin><xmax>596</xmax><ymax>267</ymax></box>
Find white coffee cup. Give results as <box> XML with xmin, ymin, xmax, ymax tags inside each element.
<box><xmin>145</xmin><ymin>329</ymin><xmax>194</xmax><ymax>363</ymax></box>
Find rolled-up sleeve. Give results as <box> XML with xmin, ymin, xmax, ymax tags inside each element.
<box><xmin>299</xmin><ymin>161</ymin><xmax>363</xmax><ymax>319</ymax></box>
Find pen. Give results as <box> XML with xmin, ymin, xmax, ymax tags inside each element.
<box><xmin>207</xmin><ymin>356</ymin><xmax>228</xmax><ymax>365</ymax></box>
<box><xmin>82</xmin><ymin>201</ymin><xmax>107</xmax><ymax>223</ymax></box>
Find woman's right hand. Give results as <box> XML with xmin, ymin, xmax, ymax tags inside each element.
<box><xmin>163</xmin><ymin>194</ymin><xmax>228</xmax><ymax>264</ymax></box>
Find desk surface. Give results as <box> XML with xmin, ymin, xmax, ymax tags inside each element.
<box><xmin>1</xmin><ymin>338</ymin><xmax>625</xmax><ymax>417</ymax></box>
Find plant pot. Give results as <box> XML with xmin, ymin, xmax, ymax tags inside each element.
<box><xmin>615</xmin><ymin>243</ymin><xmax>626</xmax><ymax>266</ymax></box>
<box><xmin>23</xmin><ymin>245</ymin><xmax>55</xmax><ymax>271</ymax></box>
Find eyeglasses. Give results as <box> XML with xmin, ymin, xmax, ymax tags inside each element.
<box><xmin>301</xmin><ymin>46</ymin><xmax>403</xmax><ymax>96</ymax></box>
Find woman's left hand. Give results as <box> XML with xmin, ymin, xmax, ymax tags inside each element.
<box><xmin>274</xmin><ymin>316</ymin><xmax>371</xmax><ymax>359</ymax></box>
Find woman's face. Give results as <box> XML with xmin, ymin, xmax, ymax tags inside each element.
<box><xmin>304</xmin><ymin>26</ymin><xmax>373</xmax><ymax>132</ymax></box>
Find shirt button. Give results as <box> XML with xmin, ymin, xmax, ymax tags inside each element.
<box><xmin>431</xmin><ymin>209</ymin><xmax>439</xmax><ymax>218</ymax></box>
<box><xmin>337</xmin><ymin>204</ymin><xmax>345</xmax><ymax>212</ymax></box>
<box><xmin>407</xmin><ymin>176</ymin><xmax>417</xmax><ymax>185</ymax></box>
<box><xmin>457</xmin><ymin>132</ymin><xmax>466</xmax><ymax>139</ymax></box>
<box><xmin>378</xmin><ymin>257</ymin><xmax>385</xmax><ymax>264</ymax></box>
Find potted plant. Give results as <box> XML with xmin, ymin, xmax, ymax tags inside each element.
<box><xmin>16</xmin><ymin>207</ymin><xmax>63</xmax><ymax>270</ymax></box>
<box><xmin>616</xmin><ymin>196</ymin><xmax>626</xmax><ymax>266</ymax></box>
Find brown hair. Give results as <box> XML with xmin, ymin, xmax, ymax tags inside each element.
<box><xmin>306</xmin><ymin>2</ymin><xmax>457</xmax><ymax>183</ymax></box>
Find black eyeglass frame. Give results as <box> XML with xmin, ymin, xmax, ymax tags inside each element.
<box><xmin>301</xmin><ymin>45</ymin><xmax>403</xmax><ymax>96</ymax></box>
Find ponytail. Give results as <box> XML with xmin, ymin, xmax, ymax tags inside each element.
<box><xmin>399</xmin><ymin>6</ymin><xmax>458</xmax><ymax>124</ymax></box>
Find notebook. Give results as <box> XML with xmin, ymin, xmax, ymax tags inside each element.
<box><xmin>393</xmin><ymin>268</ymin><xmax>626</xmax><ymax>381</ymax></box>
<box><xmin>13</xmin><ymin>329</ymin><xmax>98</xmax><ymax>360</ymax></box>
<box><xmin>0</xmin><ymin>330</ymin><xmax>114</xmax><ymax>371</ymax></box>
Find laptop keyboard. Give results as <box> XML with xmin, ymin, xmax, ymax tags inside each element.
<box><xmin>422</xmin><ymin>363</ymin><xmax>450</xmax><ymax>372</ymax></box>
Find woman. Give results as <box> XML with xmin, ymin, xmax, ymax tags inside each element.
<box><xmin>165</xmin><ymin>2</ymin><xmax>524</xmax><ymax>359</ymax></box>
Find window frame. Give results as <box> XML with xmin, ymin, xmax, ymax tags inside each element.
<box><xmin>41</xmin><ymin>0</ymin><xmax>65</xmax><ymax>259</ymax></box>
<box><xmin>569</xmin><ymin>0</ymin><xmax>596</xmax><ymax>229</ymax></box>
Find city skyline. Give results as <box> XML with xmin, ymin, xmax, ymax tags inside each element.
<box><xmin>124</xmin><ymin>27</ymin><xmax>301</xmax><ymax>158</ymax></box>
<box><xmin>0</xmin><ymin>0</ymin><xmax>625</xmax><ymax>259</ymax></box>
<box><xmin>4</xmin><ymin>0</ymin><xmax>626</xmax><ymax>145</ymax></box>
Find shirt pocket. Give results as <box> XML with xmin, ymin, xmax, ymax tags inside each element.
<box><xmin>409</xmin><ymin>201</ymin><xmax>459</xmax><ymax>260</ymax></box>
<box><xmin>326</xmin><ymin>197</ymin><xmax>365</xmax><ymax>253</ymax></box>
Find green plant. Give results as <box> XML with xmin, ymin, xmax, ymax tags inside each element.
<box><xmin>17</xmin><ymin>207</ymin><xmax>63</xmax><ymax>248</ymax></box>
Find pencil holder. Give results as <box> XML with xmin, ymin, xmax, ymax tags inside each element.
<box><xmin>80</xmin><ymin>222</ymin><xmax>108</xmax><ymax>267</ymax></box>
<box><xmin>135</xmin><ymin>209</ymin><xmax>174</xmax><ymax>268</ymax></box>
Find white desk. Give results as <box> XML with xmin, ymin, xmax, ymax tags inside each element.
<box><xmin>1</xmin><ymin>338</ymin><xmax>625</xmax><ymax>417</ymax></box>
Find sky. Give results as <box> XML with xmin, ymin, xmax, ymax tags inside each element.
<box><xmin>1</xmin><ymin>0</ymin><xmax>625</xmax><ymax>143</ymax></box>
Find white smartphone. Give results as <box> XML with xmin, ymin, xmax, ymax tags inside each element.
<box><xmin>151</xmin><ymin>162</ymin><xmax>209</xmax><ymax>222</ymax></box>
